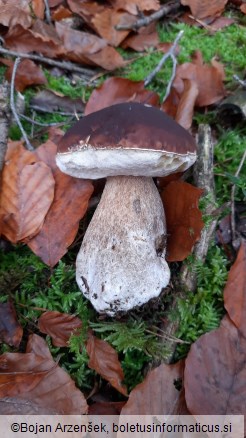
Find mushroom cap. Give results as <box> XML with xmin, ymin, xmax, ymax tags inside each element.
<box><xmin>56</xmin><ymin>102</ymin><xmax>197</xmax><ymax>179</ymax></box>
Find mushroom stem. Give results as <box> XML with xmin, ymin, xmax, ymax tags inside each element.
<box><xmin>76</xmin><ymin>176</ymin><xmax>170</xmax><ymax>316</ymax></box>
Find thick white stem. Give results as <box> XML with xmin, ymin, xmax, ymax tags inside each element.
<box><xmin>76</xmin><ymin>176</ymin><xmax>170</xmax><ymax>315</ymax></box>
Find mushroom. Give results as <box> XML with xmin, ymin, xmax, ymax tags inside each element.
<box><xmin>56</xmin><ymin>102</ymin><xmax>196</xmax><ymax>316</ymax></box>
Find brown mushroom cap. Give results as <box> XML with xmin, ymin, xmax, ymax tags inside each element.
<box><xmin>56</xmin><ymin>102</ymin><xmax>197</xmax><ymax>179</ymax></box>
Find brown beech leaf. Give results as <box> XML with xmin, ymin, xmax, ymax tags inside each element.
<box><xmin>4</xmin><ymin>23</ymin><xmax>63</xmax><ymax>59</ymax></box>
<box><xmin>0</xmin><ymin>302</ymin><xmax>23</xmax><ymax>348</ymax></box>
<box><xmin>0</xmin><ymin>142</ymin><xmax>55</xmax><ymax>243</ymax></box>
<box><xmin>174</xmin><ymin>51</ymin><xmax>226</xmax><ymax>107</ymax></box>
<box><xmin>38</xmin><ymin>311</ymin><xmax>82</xmax><ymax>347</ymax></box>
<box><xmin>121</xmin><ymin>361</ymin><xmax>188</xmax><ymax>414</ymax></box>
<box><xmin>86</xmin><ymin>332</ymin><xmax>127</xmax><ymax>396</ymax></box>
<box><xmin>241</xmin><ymin>4</ymin><xmax>246</xmax><ymax>13</ymax></box>
<box><xmin>0</xmin><ymin>0</ymin><xmax>32</xmax><ymax>28</ymax></box>
<box><xmin>181</xmin><ymin>0</ymin><xmax>228</xmax><ymax>19</ymax></box>
<box><xmin>28</xmin><ymin>141</ymin><xmax>94</xmax><ymax>267</ymax></box>
<box><xmin>184</xmin><ymin>315</ymin><xmax>246</xmax><ymax>427</ymax></box>
<box><xmin>85</xmin><ymin>77</ymin><xmax>159</xmax><ymax>115</ymax></box>
<box><xmin>175</xmin><ymin>79</ymin><xmax>199</xmax><ymax>129</ymax></box>
<box><xmin>112</xmin><ymin>0</ymin><xmax>160</xmax><ymax>15</ymax></box>
<box><xmin>0</xmin><ymin>334</ymin><xmax>88</xmax><ymax>414</ymax></box>
<box><xmin>91</xmin><ymin>9</ymin><xmax>134</xmax><ymax>47</ymax></box>
<box><xmin>121</xmin><ymin>30</ymin><xmax>159</xmax><ymax>51</ymax></box>
<box><xmin>162</xmin><ymin>181</ymin><xmax>204</xmax><ymax>262</ymax></box>
<box><xmin>30</xmin><ymin>89</ymin><xmax>85</xmax><ymax>114</ymax></box>
<box><xmin>32</xmin><ymin>0</ymin><xmax>45</xmax><ymax>19</ymax></box>
<box><xmin>5</xmin><ymin>59</ymin><xmax>47</xmax><ymax>92</ymax></box>
<box><xmin>52</xmin><ymin>5</ymin><xmax>73</xmax><ymax>21</ymax></box>
<box><xmin>224</xmin><ymin>240</ymin><xmax>246</xmax><ymax>337</ymax></box>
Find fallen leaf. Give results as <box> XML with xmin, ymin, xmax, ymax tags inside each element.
<box><xmin>209</xmin><ymin>16</ymin><xmax>235</xmax><ymax>30</ymax></box>
<box><xmin>91</xmin><ymin>9</ymin><xmax>133</xmax><ymax>47</ymax></box>
<box><xmin>51</xmin><ymin>5</ymin><xmax>73</xmax><ymax>21</ymax></box>
<box><xmin>0</xmin><ymin>301</ymin><xmax>23</xmax><ymax>348</ymax></box>
<box><xmin>0</xmin><ymin>0</ymin><xmax>32</xmax><ymax>28</ymax></box>
<box><xmin>4</xmin><ymin>23</ymin><xmax>63</xmax><ymax>59</ymax></box>
<box><xmin>85</xmin><ymin>77</ymin><xmax>159</xmax><ymax>115</ymax></box>
<box><xmin>224</xmin><ymin>240</ymin><xmax>246</xmax><ymax>337</ymax></box>
<box><xmin>5</xmin><ymin>59</ymin><xmax>47</xmax><ymax>92</ymax></box>
<box><xmin>181</xmin><ymin>0</ymin><xmax>228</xmax><ymax>19</ymax></box>
<box><xmin>0</xmin><ymin>142</ymin><xmax>55</xmax><ymax>243</ymax></box>
<box><xmin>112</xmin><ymin>0</ymin><xmax>160</xmax><ymax>15</ymax></box>
<box><xmin>0</xmin><ymin>334</ymin><xmax>88</xmax><ymax>414</ymax></box>
<box><xmin>161</xmin><ymin>181</ymin><xmax>204</xmax><ymax>262</ymax></box>
<box><xmin>30</xmin><ymin>89</ymin><xmax>85</xmax><ymax>114</ymax></box>
<box><xmin>28</xmin><ymin>141</ymin><xmax>94</xmax><ymax>267</ymax></box>
<box><xmin>175</xmin><ymin>79</ymin><xmax>199</xmax><ymax>129</ymax></box>
<box><xmin>38</xmin><ymin>310</ymin><xmax>82</xmax><ymax>347</ymax></box>
<box><xmin>86</xmin><ymin>331</ymin><xmax>127</xmax><ymax>396</ymax></box>
<box><xmin>184</xmin><ymin>315</ymin><xmax>246</xmax><ymax>429</ymax></box>
<box><xmin>32</xmin><ymin>0</ymin><xmax>45</xmax><ymax>19</ymax></box>
<box><xmin>121</xmin><ymin>30</ymin><xmax>159</xmax><ymax>51</ymax></box>
<box><xmin>120</xmin><ymin>361</ymin><xmax>187</xmax><ymax>414</ymax></box>
<box><xmin>241</xmin><ymin>4</ymin><xmax>246</xmax><ymax>13</ymax></box>
<box><xmin>174</xmin><ymin>51</ymin><xmax>226</xmax><ymax>107</ymax></box>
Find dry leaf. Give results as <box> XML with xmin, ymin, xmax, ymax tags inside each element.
<box><xmin>121</xmin><ymin>361</ymin><xmax>187</xmax><ymax>414</ymax></box>
<box><xmin>0</xmin><ymin>0</ymin><xmax>32</xmax><ymax>28</ymax></box>
<box><xmin>174</xmin><ymin>51</ymin><xmax>226</xmax><ymax>107</ymax></box>
<box><xmin>91</xmin><ymin>9</ymin><xmax>133</xmax><ymax>47</ymax></box>
<box><xmin>30</xmin><ymin>89</ymin><xmax>85</xmax><ymax>114</ymax></box>
<box><xmin>162</xmin><ymin>181</ymin><xmax>204</xmax><ymax>262</ymax></box>
<box><xmin>0</xmin><ymin>301</ymin><xmax>23</xmax><ymax>348</ymax></box>
<box><xmin>121</xmin><ymin>30</ymin><xmax>159</xmax><ymax>51</ymax></box>
<box><xmin>86</xmin><ymin>332</ymin><xmax>127</xmax><ymax>396</ymax></box>
<box><xmin>32</xmin><ymin>0</ymin><xmax>45</xmax><ymax>19</ymax></box>
<box><xmin>112</xmin><ymin>0</ymin><xmax>160</xmax><ymax>15</ymax></box>
<box><xmin>85</xmin><ymin>77</ymin><xmax>159</xmax><ymax>115</ymax></box>
<box><xmin>224</xmin><ymin>240</ymin><xmax>246</xmax><ymax>337</ymax></box>
<box><xmin>0</xmin><ymin>142</ymin><xmax>55</xmax><ymax>243</ymax></box>
<box><xmin>0</xmin><ymin>334</ymin><xmax>88</xmax><ymax>414</ymax></box>
<box><xmin>5</xmin><ymin>59</ymin><xmax>47</xmax><ymax>92</ymax></box>
<box><xmin>28</xmin><ymin>141</ymin><xmax>94</xmax><ymax>267</ymax></box>
<box><xmin>184</xmin><ymin>315</ymin><xmax>246</xmax><ymax>429</ymax></box>
<box><xmin>181</xmin><ymin>0</ymin><xmax>228</xmax><ymax>19</ymax></box>
<box><xmin>38</xmin><ymin>310</ymin><xmax>82</xmax><ymax>347</ymax></box>
<box><xmin>175</xmin><ymin>79</ymin><xmax>199</xmax><ymax>129</ymax></box>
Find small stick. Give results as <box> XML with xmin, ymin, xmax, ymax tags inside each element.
<box><xmin>10</xmin><ymin>57</ymin><xmax>34</xmax><ymax>151</ymax></box>
<box><xmin>115</xmin><ymin>0</ymin><xmax>181</xmax><ymax>31</ymax></box>
<box><xmin>231</xmin><ymin>149</ymin><xmax>246</xmax><ymax>249</ymax></box>
<box><xmin>0</xmin><ymin>81</ymin><xmax>10</xmax><ymax>172</ymax></box>
<box><xmin>233</xmin><ymin>74</ymin><xmax>246</xmax><ymax>88</ymax></box>
<box><xmin>162</xmin><ymin>53</ymin><xmax>177</xmax><ymax>102</ymax></box>
<box><xmin>19</xmin><ymin>113</ymin><xmax>66</xmax><ymax>127</ymax></box>
<box><xmin>144</xmin><ymin>30</ymin><xmax>183</xmax><ymax>87</ymax></box>
<box><xmin>43</xmin><ymin>0</ymin><xmax>51</xmax><ymax>24</ymax></box>
<box><xmin>180</xmin><ymin>124</ymin><xmax>217</xmax><ymax>291</ymax></box>
<box><xmin>0</xmin><ymin>47</ymin><xmax>97</xmax><ymax>78</ymax></box>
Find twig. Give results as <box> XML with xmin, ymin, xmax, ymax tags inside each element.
<box><xmin>0</xmin><ymin>81</ymin><xmax>10</xmax><ymax>172</ymax></box>
<box><xmin>115</xmin><ymin>0</ymin><xmax>181</xmax><ymax>31</ymax></box>
<box><xmin>162</xmin><ymin>53</ymin><xmax>177</xmax><ymax>102</ymax></box>
<box><xmin>180</xmin><ymin>124</ymin><xmax>217</xmax><ymax>291</ymax></box>
<box><xmin>231</xmin><ymin>150</ymin><xmax>246</xmax><ymax>249</ymax></box>
<box><xmin>233</xmin><ymin>74</ymin><xmax>246</xmax><ymax>89</ymax></box>
<box><xmin>43</xmin><ymin>0</ymin><xmax>51</xmax><ymax>24</ymax></box>
<box><xmin>19</xmin><ymin>113</ymin><xmax>67</xmax><ymax>127</ymax></box>
<box><xmin>10</xmin><ymin>57</ymin><xmax>34</xmax><ymax>151</ymax></box>
<box><xmin>0</xmin><ymin>46</ymin><xmax>97</xmax><ymax>78</ymax></box>
<box><xmin>144</xmin><ymin>30</ymin><xmax>183</xmax><ymax>87</ymax></box>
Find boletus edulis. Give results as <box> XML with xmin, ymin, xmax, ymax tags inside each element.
<box><xmin>56</xmin><ymin>103</ymin><xmax>197</xmax><ymax>315</ymax></box>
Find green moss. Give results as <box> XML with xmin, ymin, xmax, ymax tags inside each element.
<box><xmin>172</xmin><ymin>245</ymin><xmax>228</xmax><ymax>359</ymax></box>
